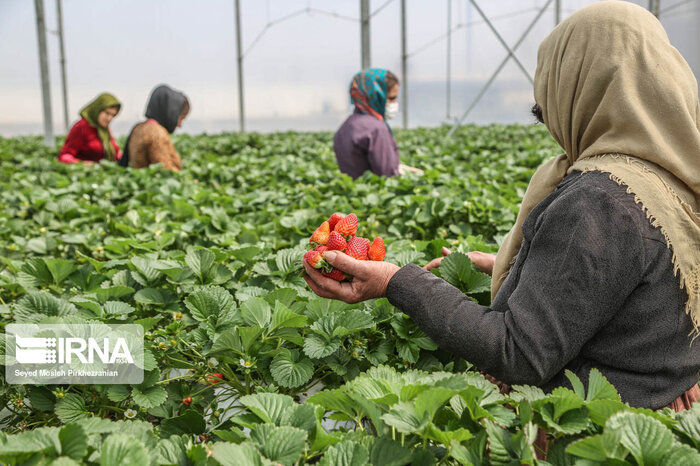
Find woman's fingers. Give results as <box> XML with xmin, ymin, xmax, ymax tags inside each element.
<box><xmin>303</xmin><ymin>258</ymin><xmax>358</xmax><ymax>302</ymax></box>
<box><xmin>303</xmin><ymin>274</ymin><xmax>338</xmax><ymax>300</ymax></box>
<box><xmin>303</xmin><ymin>260</ymin><xmax>341</xmax><ymax>292</ymax></box>
<box><xmin>425</xmin><ymin>246</ymin><xmax>452</xmax><ymax>270</ymax></box>
<box><xmin>424</xmin><ymin>257</ymin><xmax>443</xmax><ymax>271</ymax></box>
<box><xmin>467</xmin><ymin>251</ymin><xmax>496</xmax><ymax>276</ymax></box>
<box><xmin>322</xmin><ymin>251</ymin><xmax>365</xmax><ymax>276</ymax></box>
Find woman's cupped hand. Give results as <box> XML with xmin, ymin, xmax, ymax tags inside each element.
<box><xmin>303</xmin><ymin>250</ymin><xmax>400</xmax><ymax>304</ymax></box>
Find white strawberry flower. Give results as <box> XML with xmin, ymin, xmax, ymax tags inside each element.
<box><xmin>207</xmin><ymin>357</ymin><xmax>218</xmax><ymax>368</ymax></box>
<box><xmin>124</xmin><ymin>409</ymin><xmax>137</xmax><ymax>419</ymax></box>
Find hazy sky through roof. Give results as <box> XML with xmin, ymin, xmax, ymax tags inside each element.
<box><xmin>1</xmin><ymin>0</ymin><xmax>697</xmax><ymax>135</ymax></box>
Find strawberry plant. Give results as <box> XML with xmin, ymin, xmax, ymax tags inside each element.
<box><xmin>0</xmin><ymin>126</ymin><xmax>697</xmax><ymax>464</ymax></box>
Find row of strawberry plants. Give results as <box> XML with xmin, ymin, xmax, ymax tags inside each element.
<box><xmin>0</xmin><ymin>127</ymin><xmax>698</xmax><ymax>464</ymax></box>
<box><xmin>1</xmin><ymin>365</ymin><xmax>699</xmax><ymax>464</ymax></box>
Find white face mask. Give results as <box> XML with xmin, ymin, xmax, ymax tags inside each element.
<box><xmin>384</xmin><ymin>101</ymin><xmax>399</xmax><ymax>120</ymax></box>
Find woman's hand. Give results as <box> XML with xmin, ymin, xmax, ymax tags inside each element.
<box><xmin>398</xmin><ymin>163</ymin><xmax>425</xmax><ymax>175</ymax></box>
<box><xmin>467</xmin><ymin>251</ymin><xmax>496</xmax><ymax>276</ymax></box>
<box><xmin>424</xmin><ymin>247</ymin><xmax>452</xmax><ymax>271</ymax></box>
<box><xmin>424</xmin><ymin>247</ymin><xmax>497</xmax><ymax>276</ymax></box>
<box><xmin>303</xmin><ymin>250</ymin><xmax>401</xmax><ymax>304</ymax></box>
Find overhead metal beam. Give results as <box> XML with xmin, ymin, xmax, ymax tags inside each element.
<box><xmin>34</xmin><ymin>0</ymin><xmax>54</xmax><ymax>147</ymax></box>
<box><xmin>235</xmin><ymin>0</ymin><xmax>245</xmax><ymax>133</ymax></box>
<box><xmin>447</xmin><ymin>0</ymin><xmax>553</xmax><ymax>137</ymax></box>
<box><xmin>360</xmin><ymin>0</ymin><xmax>371</xmax><ymax>70</ymax></box>
<box><xmin>468</xmin><ymin>0</ymin><xmax>534</xmax><ymax>84</ymax></box>
<box><xmin>401</xmin><ymin>0</ymin><xmax>407</xmax><ymax>128</ymax></box>
<box><xmin>56</xmin><ymin>0</ymin><xmax>69</xmax><ymax>133</ymax></box>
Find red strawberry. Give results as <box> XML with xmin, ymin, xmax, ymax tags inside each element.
<box><xmin>309</xmin><ymin>221</ymin><xmax>330</xmax><ymax>245</ymax></box>
<box><xmin>334</xmin><ymin>213</ymin><xmax>358</xmax><ymax>237</ymax></box>
<box><xmin>327</xmin><ymin>231</ymin><xmax>347</xmax><ymax>251</ymax></box>
<box><xmin>323</xmin><ymin>268</ymin><xmax>346</xmax><ymax>281</ymax></box>
<box><xmin>206</xmin><ymin>373</ymin><xmax>223</xmax><ymax>385</ymax></box>
<box><xmin>327</xmin><ymin>213</ymin><xmax>344</xmax><ymax>231</ymax></box>
<box><xmin>183</xmin><ymin>396</ymin><xmax>193</xmax><ymax>406</ymax></box>
<box><xmin>304</xmin><ymin>250</ymin><xmax>326</xmax><ymax>269</ymax></box>
<box><xmin>368</xmin><ymin>237</ymin><xmax>386</xmax><ymax>261</ymax></box>
<box><xmin>346</xmin><ymin>236</ymin><xmax>370</xmax><ymax>260</ymax></box>
<box><xmin>314</xmin><ymin>245</ymin><xmax>329</xmax><ymax>255</ymax></box>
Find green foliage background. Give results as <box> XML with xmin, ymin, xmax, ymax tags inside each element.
<box><xmin>0</xmin><ymin>126</ymin><xmax>697</xmax><ymax>465</ymax></box>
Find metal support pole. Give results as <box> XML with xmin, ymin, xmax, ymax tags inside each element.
<box><xmin>401</xmin><ymin>0</ymin><xmax>407</xmax><ymax>128</ymax></box>
<box><xmin>447</xmin><ymin>0</ymin><xmax>553</xmax><ymax>137</ymax></box>
<box><xmin>466</xmin><ymin>0</ymin><xmax>472</xmax><ymax>72</ymax></box>
<box><xmin>446</xmin><ymin>0</ymin><xmax>452</xmax><ymax>119</ymax></box>
<box><xmin>649</xmin><ymin>0</ymin><xmax>660</xmax><ymax>18</ymax></box>
<box><xmin>34</xmin><ymin>0</ymin><xmax>54</xmax><ymax>147</ymax></box>
<box><xmin>468</xmin><ymin>0</ymin><xmax>534</xmax><ymax>84</ymax></box>
<box><xmin>555</xmin><ymin>0</ymin><xmax>561</xmax><ymax>25</ymax></box>
<box><xmin>235</xmin><ymin>0</ymin><xmax>245</xmax><ymax>133</ymax></box>
<box><xmin>360</xmin><ymin>0</ymin><xmax>371</xmax><ymax>70</ymax></box>
<box><xmin>56</xmin><ymin>0</ymin><xmax>69</xmax><ymax>133</ymax></box>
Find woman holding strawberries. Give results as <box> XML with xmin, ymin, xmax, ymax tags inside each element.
<box><xmin>305</xmin><ymin>1</ymin><xmax>700</xmax><ymax>419</ymax></box>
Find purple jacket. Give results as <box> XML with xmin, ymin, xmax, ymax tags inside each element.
<box><xmin>333</xmin><ymin>110</ymin><xmax>400</xmax><ymax>179</ymax></box>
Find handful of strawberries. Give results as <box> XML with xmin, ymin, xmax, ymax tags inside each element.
<box><xmin>303</xmin><ymin>212</ymin><xmax>386</xmax><ymax>281</ymax></box>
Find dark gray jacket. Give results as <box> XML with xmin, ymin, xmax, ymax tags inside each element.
<box><xmin>386</xmin><ymin>171</ymin><xmax>700</xmax><ymax>409</ymax></box>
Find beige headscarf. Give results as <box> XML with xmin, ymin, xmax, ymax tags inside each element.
<box><xmin>491</xmin><ymin>1</ymin><xmax>700</xmax><ymax>331</ymax></box>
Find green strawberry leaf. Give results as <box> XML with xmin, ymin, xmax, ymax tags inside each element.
<box><xmin>131</xmin><ymin>385</ymin><xmax>167</xmax><ymax>409</ymax></box>
<box><xmin>100</xmin><ymin>433</ymin><xmax>150</xmax><ymax>466</ymax></box>
<box><xmin>270</xmin><ymin>348</ymin><xmax>314</xmax><ymax>388</ymax></box>
<box><xmin>58</xmin><ymin>423</ymin><xmax>88</xmax><ymax>461</ymax></box>
<box><xmin>240</xmin><ymin>297</ymin><xmax>271</xmax><ymax>327</ymax></box>
<box><xmin>239</xmin><ymin>392</ymin><xmax>296</xmax><ymax>425</ymax></box>
<box><xmin>249</xmin><ymin>424</ymin><xmax>307</xmax><ymax>466</ymax></box>
<box><xmin>55</xmin><ymin>394</ymin><xmax>90</xmax><ymax>424</ymax></box>
<box><xmin>211</xmin><ymin>442</ymin><xmax>266</xmax><ymax>466</ymax></box>
<box><xmin>319</xmin><ymin>440</ymin><xmax>370</xmax><ymax>466</ymax></box>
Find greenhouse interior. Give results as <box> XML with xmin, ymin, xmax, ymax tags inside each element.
<box><xmin>1</xmin><ymin>0</ymin><xmax>699</xmax><ymax>464</ymax></box>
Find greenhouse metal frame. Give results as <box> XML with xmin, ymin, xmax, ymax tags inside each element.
<box><xmin>32</xmin><ymin>0</ymin><xmax>671</xmax><ymax>145</ymax></box>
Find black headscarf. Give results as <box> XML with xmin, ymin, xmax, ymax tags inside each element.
<box><xmin>119</xmin><ymin>84</ymin><xmax>188</xmax><ymax>167</ymax></box>
<box><xmin>145</xmin><ymin>84</ymin><xmax>188</xmax><ymax>134</ymax></box>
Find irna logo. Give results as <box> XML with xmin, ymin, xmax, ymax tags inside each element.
<box><xmin>7</xmin><ymin>323</ymin><xmax>144</xmax><ymax>385</ymax></box>
<box><xmin>15</xmin><ymin>335</ymin><xmax>134</xmax><ymax>364</ymax></box>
